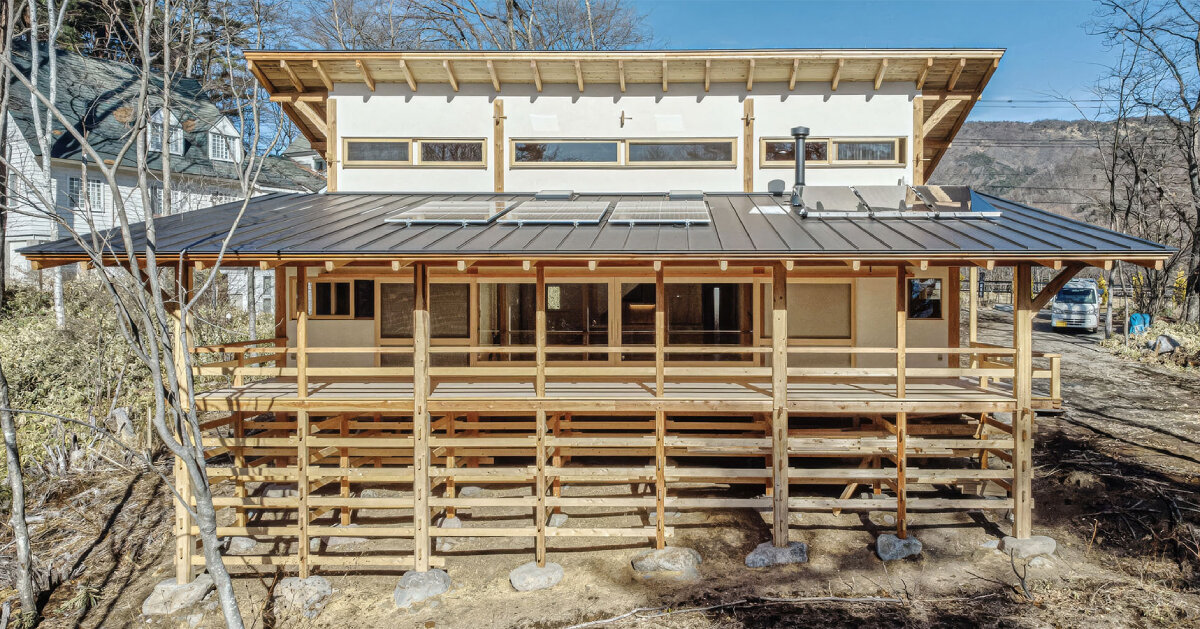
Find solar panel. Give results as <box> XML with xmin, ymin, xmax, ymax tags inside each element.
<box><xmin>609</xmin><ymin>200</ymin><xmax>711</xmax><ymax>225</ymax></box>
<box><xmin>384</xmin><ymin>200</ymin><xmax>516</xmax><ymax>226</ymax></box>
<box><xmin>498</xmin><ymin>200</ymin><xmax>611</xmax><ymax>225</ymax></box>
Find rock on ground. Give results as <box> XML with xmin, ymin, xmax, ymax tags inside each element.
<box><xmin>458</xmin><ymin>485</ymin><xmax>486</xmax><ymax>497</ymax></box>
<box><xmin>260</xmin><ymin>483</ymin><xmax>298</xmax><ymax>498</ymax></box>
<box><xmin>631</xmin><ymin>546</ymin><xmax>702</xmax><ymax>579</ymax></box>
<box><xmin>647</xmin><ymin>509</ymin><xmax>680</xmax><ymax>525</ymax></box>
<box><xmin>876</xmin><ymin>534</ymin><xmax>922</xmax><ymax>561</ymax></box>
<box><xmin>436</xmin><ymin>515</ymin><xmax>463</xmax><ymax>551</ymax></box>
<box><xmin>274</xmin><ymin>576</ymin><xmax>333</xmax><ymax>619</ymax></box>
<box><xmin>394</xmin><ymin>569</ymin><xmax>451</xmax><ymax>609</ymax></box>
<box><xmin>509</xmin><ymin>561</ymin><xmax>564</xmax><ymax>591</ymax></box>
<box><xmin>999</xmin><ymin>535</ymin><xmax>1057</xmax><ymax>559</ymax></box>
<box><xmin>744</xmin><ymin>541</ymin><xmax>808</xmax><ymax>568</ymax></box>
<box><xmin>142</xmin><ymin>574</ymin><xmax>214</xmax><ymax>616</ymax></box>
<box><xmin>225</xmin><ymin>536</ymin><xmax>256</xmax><ymax>553</ymax></box>
<box><xmin>309</xmin><ymin>524</ymin><xmax>369</xmax><ymax>551</ymax></box>
<box><xmin>547</xmin><ymin>513</ymin><xmax>568</xmax><ymax>528</ymax></box>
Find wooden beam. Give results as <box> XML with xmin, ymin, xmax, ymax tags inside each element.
<box><xmin>279</xmin><ymin>60</ymin><xmax>305</xmax><ymax>93</ymax></box>
<box><xmin>443</xmin><ymin>60</ymin><xmax>459</xmax><ymax>92</ymax></box>
<box><xmin>1031</xmin><ymin>263</ymin><xmax>1085</xmax><ymax>312</ymax></box>
<box><xmin>662</xmin><ymin>59</ymin><xmax>669</xmax><ymax>92</ymax></box>
<box><xmin>830</xmin><ymin>58</ymin><xmax>844</xmax><ymax>91</ymax></box>
<box><xmin>705</xmin><ymin>59</ymin><xmax>712</xmax><ymax>92</ymax></box>
<box><xmin>246</xmin><ymin>59</ymin><xmax>275</xmax><ymax>91</ymax></box>
<box><xmin>789</xmin><ymin>58</ymin><xmax>800</xmax><ymax>90</ymax></box>
<box><xmin>355</xmin><ymin>59</ymin><xmax>375</xmax><ymax>91</ymax></box>
<box><xmin>324</xmin><ymin>260</ymin><xmax>349</xmax><ymax>272</ymax></box>
<box><xmin>916</xmin><ymin>57</ymin><xmax>933</xmax><ymax>90</ymax></box>
<box><xmin>743</xmin><ymin>98</ymin><xmax>754</xmax><ymax>193</ymax></box>
<box><xmin>968</xmin><ymin>266</ymin><xmax>979</xmax><ymax>344</ymax></box>
<box><xmin>618</xmin><ymin>60</ymin><xmax>626</xmax><ymax>93</ymax></box>
<box><xmin>399</xmin><ymin>59</ymin><xmax>417</xmax><ymax>91</ymax></box>
<box><xmin>654</xmin><ymin>267</ymin><xmax>666</xmax><ymax>549</ymax></box>
<box><xmin>531</xmin><ymin>60</ymin><xmax>543</xmax><ymax>92</ymax></box>
<box><xmin>292</xmin><ymin>101</ymin><xmax>328</xmax><ymax>137</ymax></box>
<box><xmin>312</xmin><ymin>60</ymin><xmax>333</xmax><ymax>91</ymax></box>
<box><xmin>746</xmin><ymin>59</ymin><xmax>756</xmax><ymax>91</ymax></box>
<box><xmin>923</xmin><ymin>99</ymin><xmax>960</xmax><ymax>133</ymax></box>
<box><xmin>574</xmin><ymin>60</ymin><xmax>584</xmax><ymax>92</ymax></box>
<box><xmin>258</xmin><ymin>260</ymin><xmax>284</xmax><ymax>270</ymax></box>
<box><xmin>896</xmin><ymin>265</ymin><xmax>907</xmax><ymax>401</ymax></box>
<box><xmin>493</xmin><ymin>99</ymin><xmax>505</xmax><ymax>193</ymax></box>
<box><xmin>896</xmin><ymin>411</ymin><xmax>908</xmax><ymax>538</ymax></box>
<box><xmin>874</xmin><ymin>58</ymin><xmax>889</xmax><ymax>90</ymax></box>
<box><xmin>947</xmin><ymin>58</ymin><xmax>966</xmax><ymax>91</ymax></box>
<box><xmin>487</xmin><ymin>60</ymin><xmax>501</xmax><ymax>92</ymax></box>
<box><xmin>325</xmin><ymin>99</ymin><xmax>338</xmax><ymax>191</ymax></box>
<box><xmin>912</xmin><ymin>95</ymin><xmax>925</xmax><ymax>185</ymax></box>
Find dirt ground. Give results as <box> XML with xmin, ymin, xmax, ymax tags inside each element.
<box><xmin>12</xmin><ymin>306</ymin><xmax>1200</xmax><ymax>628</ymax></box>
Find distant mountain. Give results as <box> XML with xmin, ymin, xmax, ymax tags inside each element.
<box><xmin>932</xmin><ymin>120</ymin><xmax>1111</xmax><ymax>223</ymax></box>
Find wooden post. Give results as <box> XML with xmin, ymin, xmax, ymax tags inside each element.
<box><xmin>896</xmin><ymin>266</ymin><xmax>907</xmax><ymax>399</ymax></box>
<box><xmin>770</xmin><ymin>262</ymin><xmax>789</xmax><ymax>547</ymax></box>
<box><xmin>234</xmin><ymin>411</ymin><xmax>247</xmax><ymax>527</ymax></box>
<box><xmin>912</xmin><ymin>95</ymin><xmax>925</xmax><ymax>186</ymax></box>
<box><xmin>948</xmin><ymin>267</ymin><xmax>961</xmax><ymax>366</ymax></box>
<box><xmin>445</xmin><ymin>414</ymin><xmax>457</xmax><ymax>519</ymax></box>
<box><xmin>340</xmin><ymin>414</ymin><xmax>350</xmax><ymax>525</ymax></box>
<box><xmin>493</xmin><ymin>99</ymin><xmax>505</xmax><ymax>193</ymax></box>
<box><xmin>297</xmin><ymin>311</ymin><xmax>309</xmax><ymax>399</ymax></box>
<box><xmin>969</xmin><ymin>266</ymin><xmax>979</xmax><ymax>346</ymax></box>
<box><xmin>895</xmin><ymin>411</ymin><xmax>908</xmax><ymax>538</ymax></box>
<box><xmin>742</xmin><ymin>99</ymin><xmax>755</xmax><ymax>192</ymax></box>
<box><xmin>173</xmin><ymin>265</ymin><xmax>195</xmax><ymax>585</ymax></box>
<box><xmin>413</xmin><ymin>263</ymin><xmax>432</xmax><ymax>571</ymax></box>
<box><xmin>654</xmin><ymin>266</ymin><xmax>666</xmax><ymax>549</ymax></box>
<box><xmin>535</xmin><ymin>264</ymin><xmax>547</xmax><ymax>565</ymax></box>
<box><xmin>1012</xmin><ymin>263</ymin><xmax>1034</xmax><ymax>538</ymax></box>
<box><xmin>297</xmin><ymin>410</ymin><xmax>310</xmax><ymax>578</ymax></box>
<box><xmin>326</xmin><ymin>100</ymin><xmax>338</xmax><ymax>192</ymax></box>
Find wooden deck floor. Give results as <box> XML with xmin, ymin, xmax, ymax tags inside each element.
<box><xmin>194</xmin><ymin>377</ymin><xmax>1026</xmax><ymax>414</ymax></box>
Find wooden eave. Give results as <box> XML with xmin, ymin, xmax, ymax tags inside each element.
<box><xmin>246</xmin><ymin>48</ymin><xmax>1004</xmax><ymax>177</ymax></box>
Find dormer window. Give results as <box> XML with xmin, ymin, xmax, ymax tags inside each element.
<box><xmin>209</xmin><ymin>132</ymin><xmax>239</xmax><ymax>162</ymax></box>
<box><xmin>149</xmin><ymin>110</ymin><xmax>184</xmax><ymax>155</ymax></box>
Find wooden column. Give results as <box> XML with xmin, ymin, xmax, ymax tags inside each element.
<box><xmin>912</xmin><ymin>95</ymin><xmax>925</xmax><ymax>186</ymax></box>
<box><xmin>297</xmin><ymin>311</ymin><xmax>309</xmax><ymax>399</ymax></box>
<box><xmin>969</xmin><ymin>266</ymin><xmax>979</xmax><ymax>346</ymax></box>
<box><xmin>534</xmin><ymin>264</ymin><xmax>548</xmax><ymax>566</ymax></box>
<box><xmin>493</xmin><ymin>99</ymin><xmax>505</xmax><ymax>193</ymax></box>
<box><xmin>895</xmin><ymin>266</ymin><xmax>908</xmax><ymax>533</ymax></box>
<box><xmin>896</xmin><ymin>266</ymin><xmax>907</xmax><ymax>399</ymax></box>
<box><xmin>340</xmin><ymin>414</ymin><xmax>351</xmax><ymax>525</ymax></box>
<box><xmin>173</xmin><ymin>265</ymin><xmax>195</xmax><ymax>585</ymax></box>
<box><xmin>1012</xmin><ymin>264</ymin><xmax>1034</xmax><ymax>538</ymax></box>
<box><xmin>274</xmin><ymin>265</ymin><xmax>287</xmax><ymax>339</ymax></box>
<box><xmin>234</xmin><ymin>411</ymin><xmax>247</xmax><ymax>527</ymax></box>
<box><xmin>412</xmin><ymin>263</ymin><xmax>432</xmax><ymax>571</ymax></box>
<box><xmin>297</xmin><ymin>410</ymin><xmax>310</xmax><ymax>578</ymax></box>
<box><xmin>948</xmin><ymin>267</ymin><xmax>961</xmax><ymax>365</ymax></box>
<box><xmin>742</xmin><ymin>99</ymin><xmax>755</xmax><ymax>192</ymax></box>
<box><xmin>770</xmin><ymin>262</ymin><xmax>789</xmax><ymax>547</ymax></box>
<box><xmin>326</xmin><ymin>99</ymin><xmax>338</xmax><ymax>192</ymax></box>
<box><xmin>654</xmin><ymin>265</ymin><xmax>666</xmax><ymax>549</ymax></box>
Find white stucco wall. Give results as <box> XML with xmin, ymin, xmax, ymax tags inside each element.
<box><xmin>855</xmin><ymin>268</ymin><xmax>951</xmax><ymax>368</ymax></box>
<box><xmin>331</xmin><ymin>80</ymin><xmax>916</xmax><ymax>194</ymax></box>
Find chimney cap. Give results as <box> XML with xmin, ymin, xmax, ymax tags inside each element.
<box><xmin>790</xmin><ymin>125</ymin><xmax>811</xmax><ymax>137</ymax></box>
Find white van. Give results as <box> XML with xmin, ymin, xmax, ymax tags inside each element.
<box><xmin>1051</xmin><ymin>278</ymin><xmax>1100</xmax><ymax>332</ymax></box>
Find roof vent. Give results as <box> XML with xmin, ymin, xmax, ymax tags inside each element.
<box><xmin>535</xmin><ymin>189</ymin><xmax>575</xmax><ymax>200</ymax></box>
<box><xmin>668</xmin><ymin>189</ymin><xmax>704</xmax><ymax>200</ymax></box>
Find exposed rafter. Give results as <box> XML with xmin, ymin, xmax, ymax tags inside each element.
<box><xmin>312</xmin><ymin>60</ymin><xmax>333</xmax><ymax>91</ymax></box>
<box><xmin>399</xmin><ymin>59</ymin><xmax>417</xmax><ymax>91</ymax></box>
<box><xmin>947</xmin><ymin>57</ymin><xmax>966</xmax><ymax>91</ymax></box>
<box><xmin>531</xmin><ymin>60</ymin><xmax>542</xmax><ymax>92</ymax></box>
<box><xmin>916</xmin><ymin>57</ymin><xmax>933</xmax><ymax>90</ymax></box>
<box><xmin>618</xmin><ymin>59</ymin><xmax>626</xmax><ymax>93</ymax></box>
<box><xmin>873</xmin><ymin>58</ymin><xmax>889</xmax><ymax>90</ymax></box>
<box><xmin>443</xmin><ymin>60</ymin><xmax>459</xmax><ymax>92</ymax></box>
<box><xmin>355</xmin><ymin>59</ymin><xmax>375</xmax><ymax>91</ymax></box>
<box><xmin>831</xmin><ymin>58</ymin><xmax>844</xmax><ymax>91</ymax></box>
<box><xmin>704</xmin><ymin>59</ymin><xmax>711</xmax><ymax>92</ymax></box>
<box><xmin>789</xmin><ymin>58</ymin><xmax>800</xmax><ymax>90</ymax></box>
<box><xmin>662</xmin><ymin>60</ymin><xmax>668</xmax><ymax>92</ymax></box>
<box><xmin>279</xmin><ymin>60</ymin><xmax>305</xmax><ymax>93</ymax></box>
<box><xmin>487</xmin><ymin>60</ymin><xmax>501</xmax><ymax>92</ymax></box>
<box><xmin>746</xmin><ymin>59</ymin><xmax>755</xmax><ymax>91</ymax></box>
<box><xmin>574</xmin><ymin>60</ymin><xmax>584</xmax><ymax>92</ymax></box>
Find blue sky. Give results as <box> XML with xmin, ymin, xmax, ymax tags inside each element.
<box><xmin>634</xmin><ymin>0</ymin><xmax>1115</xmax><ymax>122</ymax></box>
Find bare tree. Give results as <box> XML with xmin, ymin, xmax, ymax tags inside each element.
<box><xmin>1095</xmin><ymin>0</ymin><xmax>1200</xmax><ymax>322</ymax></box>
<box><xmin>2</xmin><ymin>1</ymin><xmax>287</xmax><ymax>626</ymax></box>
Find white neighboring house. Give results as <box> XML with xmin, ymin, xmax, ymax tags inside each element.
<box><xmin>3</xmin><ymin>46</ymin><xmax>326</xmax><ymax>311</ymax></box>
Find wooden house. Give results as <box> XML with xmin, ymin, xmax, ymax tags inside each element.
<box><xmin>20</xmin><ymin>49</ymin><xmax>1173</xmax><ymax>584</ymax></box>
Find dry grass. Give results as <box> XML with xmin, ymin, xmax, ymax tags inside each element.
<box><xmin>1099</xmin><ymin>320</ymin><xmax>1200</xmax><ymax>370</ymax></box>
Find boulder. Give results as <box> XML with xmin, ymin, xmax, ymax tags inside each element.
<box><xmin>744</xmin><ymin>541</ymin><xmax>808</xmax><ymax>568</ymax></box>
<box><xmin>260</xmin><ymin>483</ymin><xmax>298</xmax><ymax>498</ymax></box>
<box><xmin>142</xmin><ymin>574</ymin><xmax>214</xmax><ymax>616</ymax></box>
<box><xmin>647</xmin><ymin>509</ymin><xmax>680</xmax><ymax>525</ymax></box>
<box><xmin>509</xmin><ymin>561</ymin><xmax>564</xmax><ymax>591</ymax></box>
<box><xmin>631</xmin><ymin>546</ymin><xmax>702</xmax><ymax>579</ymax></box>
<box><xmin>999</xmin><ymin>535</ymin><xmax>1056</xmax><ymax>559</ymax></box>
<box><xmin>393</xmin><ymin>569</ymin><xmax>451</xmax><ymax>609</ymax></box>
<box><xmin>225</xmin><ymin>536</ymin><xmax>257</xmax><ymax>553</ymax></box>
<box><xmin>875</xmin><ymin>534</ymin><xmax>922</xmax><ymax>561</ymax></box>
<box><xmin>547</xmin><ymin>513</ymin><xmax>569</xmax><ymax>528</ymax></box>
<box><xmin>309</xmin><ymin>524</ymin><xmax>368</xmax><ymax>551</ymax></box>
<box><xmin>274</xmin><ymin>576</ymin><xmax>332</xmax><ymax>619</ymax></box>
<box><xmin>458</xmin><ymin>486</ymin><xmax>486</xmax><ymax>497</ymax></box>
<box><xmin>1148</xmin><ymin>335</ymin><xmax>1181</xmax><ymax>355</ymax></box>
<box><xmin>436</xmin><ymin>516</ymin><xmax>463</xmax><ymax>551</ymax></box>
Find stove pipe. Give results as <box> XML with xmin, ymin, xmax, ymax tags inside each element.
<box><xmin>789</xmin><ymin>125</ymin><xmax>810</xmax><ymax>208</ymax></box>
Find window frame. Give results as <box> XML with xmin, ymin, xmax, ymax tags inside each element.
<box><xmin>759</xmin><ymin>136</ymin><xmax>906</xmax><ymax>168</ymax></box>
<box><xmin>509</xmin><ymin>139</ymin><xmax>623</xmax><ymax>168</ymax></box>
<box><xmin>209</xmin><ymin>132</ymin><xmax>238</xmax><ymax>162</ymax></box>
<box><xmin>510</xmin><ymin>138</ymin><xmax>738</xmax><ymax>169</ymax></box>
<box><xmin>624</xmin><ymin>138</ymin><xmax>737</xmax><ymax>168</ymax></box>
<box><xmin>341</xmin><ymin>137</ymin><xmax>488</xmax><ymax>168</ymax></box>
<box><xmin>906</xmin><ymin>277</ymin><xmax>944</xmax><ymax>320</ymax></box>
<box><xmin>307</xmin><ymin>277</ymin><xmax>376</xmax><ymax>321</ymax></box>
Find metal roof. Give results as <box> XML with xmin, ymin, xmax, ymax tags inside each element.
<box><xmin>19</xmin><ymin>189</ymin><xmax>1173</xmax><ymax>265</ymax></box>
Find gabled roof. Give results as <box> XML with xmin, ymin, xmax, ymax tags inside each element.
<box><xmin>245</xmin><ymin>48</ymin><xmax>1003</xmax><ymax>177</ymax></box>
<box><xmin>6</xmin><ymin>44</ymin><xmax>326</xmax><ymax>192</ymax></box>
<box><xmin>19</xmin><ymin>188</ymin><xmax>1172</xmax><ymax>269</ymax></box>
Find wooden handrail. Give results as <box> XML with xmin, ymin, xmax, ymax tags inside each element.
<box><xmin>192</xmin><ymin>337</ymin><xmax>287</xmax><ymax>353</ymax></box>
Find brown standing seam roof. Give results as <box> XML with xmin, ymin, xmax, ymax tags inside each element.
<box><xmin>19</xmin><ymin>191</ymin><xmax>1174</xmax><ymax>262</ymax></box>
